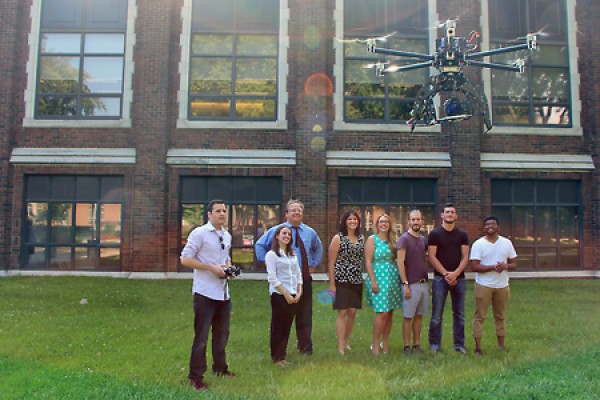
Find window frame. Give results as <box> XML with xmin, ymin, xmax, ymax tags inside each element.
<box><xmin>491</xmin><ymin>179</ymin><xmax>582</xmax><ymax>270</ymax></box>
<box><xmin>333</xmin><ymin>0</ymin><xmax>440</xmax><ymax>133</ymax></box>
<box><xmin>179</xmin><ymin>176</ymin><xmax>283</xmax><ymax>271</ymax></box>
<box><xmin>24</xmin><ymin>0</ymin><xmax>136</xmax><ymax>128</ymax></box>
<box><xmin>338</xmin><ymin>178</ymin><xmax>438</xmax><ymax>237</ymax></box>
<box><xmin>177</xmin><ymin>0</ymin><xmax>288</xmax><ymax>129</ymax></box>
<box><xmin>481</xmin><ymin>0</ymin><xmax>582</xmax><ymax>135</ymax></box>
<box><xmin>22</xmin><ymin>175</ymin><xmax>124</xmax><ymax>271</ymax></box>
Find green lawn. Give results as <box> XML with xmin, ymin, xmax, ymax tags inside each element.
<box><xmin>1</xmin><ymin>277</ymin><xmax>599</xmax><ymax>399</ymax></box>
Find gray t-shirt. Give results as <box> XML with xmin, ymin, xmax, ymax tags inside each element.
<box><xmin>396</xmin><ymin>231</ymin><xmax>428</xmax><ymax>283</ymax></box>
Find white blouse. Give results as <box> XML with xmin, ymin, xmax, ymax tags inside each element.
<box><xmin>265</xmin><ymin>249</ymin><xmax>303</xmax><ymax>295</ymax></box>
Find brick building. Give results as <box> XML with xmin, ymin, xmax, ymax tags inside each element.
<box><xmin>1</xmin><ymin>0</ymin><xmax>598</xmax><ymax>277</ymax></box>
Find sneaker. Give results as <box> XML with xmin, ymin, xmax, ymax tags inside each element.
<box><xmin>412</xmin><ymin>345</ymin><xmax>424</xmax><ymax>354</ymax></box>
<box><xmin>454</xmin><ymin>346</ymin><xmax>468</xmax><ymax>355</ymax></box>
<box><xmin>403</xmin><ymin>345</ymin><xmax>412</xmax><ymax>355</ymax></box>
<box><xmin>190</xmin><ymin>379</ymin><xmax>209</xmax><ymax>391</ymax></box>
<box><xmin>475</xmin><ymin>348</ymin><xmax>483</xmax><ymax>356</ymax></box>
<box><xmin>430</xmin><ymin>345</ymin><xmax>441</xmax><ymax>353</ymax></box>
<box><xmin>275</xmin><ymin>359</ymin><xmax>290</xmax><ymax>367</ymax></box>
<box><xmin>214</xmin><ymin>370</ymin><xmax>237</xmax><ymax>378</ymax></box>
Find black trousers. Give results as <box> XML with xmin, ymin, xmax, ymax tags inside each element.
<box><xmin>270</xmin><ymin>293</ymin><xmax>297</xmax><ymax>361</ymax></box>
<box><xmin>296</xmin><ymin>276</ymin><xmax>313</xmax><ymax>354</ymax></box>
<box><xmin>188</xmin><ymin>293</ymin><xmax>231</xmax><ymax>381</ymax></box>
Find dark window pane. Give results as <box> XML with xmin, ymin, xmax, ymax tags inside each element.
<box><xmin>533</xmin><ymin>0</ymin><xmax>566</xmax><ymax>40</ymax></box>
<box><xmin>492</xmin><ymin>180</ymin><xmax>512</xmax><ymax>203</ymax></box>
<box><xmin>181</xmin><ymin>177</ymin><xmax>207</xmax><ymax>203</ymax></box>
<box><xmin>101</xmin><ymin>176</ymin><xmax>124</xmax><ymax>201</ymax></box>
<box><xmin>257</xmin><ymin>178</ymin><xmax>281</xmax><ymax>202</ymax></box>
<box><xmin>50</xmin><ymin>203</ymin><xmax>73</xmax><ymax>243</ymax></box>
<box><xmin>24</xmin><ymin>247</ymin><xmax>47</xmax><ymax>269</ymax></box>
<box><xmin>257</xmin><ymin>205</ymin><xmax>280</xmax><ymax>240</ymax></box>
<box><xmin>236</xmin><ymin>0</ymin><xmax>279</xmax><ymax>33</ymax></box>
<box><xmin>491</xmin><ymin>206</ymin><xmax>513</xmax><ymax>239</ymax></box>
<box><xmin>207</xmin><ymin>178</ymin><xmax>231</xmax><ymax>201</ymax></box>
<box><xmin>489</xmin><ymin>0</ymin><xmax>524</xmax><ymax>38</ymax></box>
<box><xmin>26</xmin><ymin>203</ymin><xmax>49</xmax><ymax>243</ymax></box>
<box><xmin>559</xmin><ymin>248</ymin><xmax>579</xmax><ymax>268</ymax></box>
<box><xmin>513</xmin><ymin>206</ymin><xmax>535</xmax><ymax>246</ymax></box>
<box><xmin>49</xmin><ymin>247</ymin><xmax>72</xmax><ymax>269</ymax></box>
<box><xmin>388</xmin><ymin>180</ymin><xmax>410</xmax><ymax>203</ymax></box>
<box><xmin>231</xmin><ymin>178</ymin><xmax>255</xmax><ymax>202</ymax></box>
<box><xmin>100</xmin><ymin>247</ymin><xmax>120</xmax><ymax>270</ymax></box>
<box><xmin>36</xmin><ymin>96</ymin><xmax>78</xmax><ymax>117</ymax></box>
<box><xmin>537</xmin><ymin>206</ymin><xmax>557</xmax><ymax>245</ymax></box>
<box><xmin>516</xmin><ymin>246</ymin><xmax>535</xmax><ymax>269</ymax></box>
<box><xmin>412</xmin><ymin>180</ymin><xmax>435</xmax><ymax>203</ymax></box>
<box><xmin>76</xmin><ymin>176</ymin><xmax>99</xmax><ymax>201</ymax></box>
<box><xmin>363</xmin><ymin>180</ymin><xmax>387</xmax><ymax>202</ymax></box>
<box><xmin>537</xmin><ymin>247</ymin><xmax>557</xmax><ymax>269</ymax></box>
<box><xmin>231</xmin><ymin>205</ymin><xmax>255</xmax><ymax>246</ymax></box>
<box><xmin>181</xmin><ymin>204</ymin><xmax>205</xmax><ymax>245</ymax></box>
<box><xmin>42</xmin><ymin>0</ymin><xmax>83</xmax><ymax>29</ymax></box>
<box><xmin>27</xmin><ymin>176</ymin><xmax>51</xmax><ymax>201</ymax></box>
<box><xmin>514</xmin><ymin>180</ymin><xmax>535</xmax><ymax>203</ymax></box>
<box><xmin>74</xmin><ymin>203</ymin><xmax>96</xmax><ymax>244</ymax></box>
<box><xmin>74</xmin><ymin>246</ymin><xmax>96</xmax><ymax>269</ymax></box>
<box><xmin>100</xmin><ymin>204</ymin><xmax>121</xmax><ymax>244</ymax></box>
<box><xmin>52</xmin><ymin>176</ymin><xmax>75</xmax><ymax>200</ymax></box>
<box><xmin>558</xmin><ymin>207</ymin><xmax>579</xmax><ymax>245</ymax></box>
<box><xmin>558</xmin><ymin>181</ymin><xmax>578</xmax><ymax>203</ymax></box>
<box><xmin>536</xmin><ymin>181</ymin><xmax>556</xmax><ymax>203</ymax></box>
<box><xmin>86</xmin><ymin>0</ymin><xmax>128</xmax><ymax>31</ymax></box>
<box><xmin>192</xmin><ymin>0</ymin><xmax>235</xmax><ymax>32</ymax></box>
<box><xmin>339</xmin><ymin>179</ymin><xmax>362</xmax><ymax>203</ymax></box>
<box><xmin>232</xmin><ymin>248</ymin><xmax>254</xmax><ymax>269</ymax></box>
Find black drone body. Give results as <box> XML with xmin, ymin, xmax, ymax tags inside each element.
<box><xmin>360</xmin><ymin>20</ymin><xmax>538</xmax><ymax>132</ymax></box>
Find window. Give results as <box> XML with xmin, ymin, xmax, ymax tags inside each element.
<box><xmin>23</xmin><ymin>175</ymin><xmax>124</xmax><ymax>270</ymax></box>
<box><xmin>33</xmin><ymin>0</ymin><xmax>129</xmax><ymax>120</ymax></box>
<box><xmin>180</xmin><ymin>177</ymin><xmax>282</xmax><ymax>271</ymax></box>
<box><xmin>491</xmin><ymin>180</ymin><xmax>581</xmax><ymax>269</ymax></box>
<box><xmin>488</xmin><ymin>0</ymin><xmax>571</xmax><ymax>126</ymax></box>
<box><xmin>339</xmin><ymin>178</ymin><xmax>437</xmax><ymax>236</ymax></box>
<box><xmin>188</xmin><ymin>0</ymin><xmax>279</xmax><ymax>120</ymax></box>
<box><xmin>341</xmin><ymin>0</ymin><xmax>429</xmax><ymax>124</ymax></box>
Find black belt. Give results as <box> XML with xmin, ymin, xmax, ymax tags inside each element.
<box><xmin>409</xmin><ymin>279</ymin><xmax>428</xmax><ymax>284</ymax></box>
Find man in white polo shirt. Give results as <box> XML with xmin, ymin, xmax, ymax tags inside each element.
<box><xmin>181</xmin><ymin>199</ymin><xmax>236</xmax><ymax>391</ymax></box>
<box><xmin>470</xmin><ymin>216</ymin><xmax>517</xmax><ymax>356</ymax></box>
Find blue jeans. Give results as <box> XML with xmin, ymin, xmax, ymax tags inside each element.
<box><xmin>189</xmin><ymin>294</ymin><xmax>231</xmax><ymax>381</ymax></box>
<box><xmin>428</xmin><ymin>276</ymin><xmax>466</xmax><ymax>349</ymax></box>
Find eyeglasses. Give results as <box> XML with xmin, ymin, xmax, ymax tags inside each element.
<box><xmin>378</xmin><ymin>220</ymin><xmax>390</xmax><ymax>225</ymax></box>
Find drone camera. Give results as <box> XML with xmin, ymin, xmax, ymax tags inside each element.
<box><xmin>443</xmin><ymin>96</ymin><xmax>472</xmax><ymax>118</ymax></box>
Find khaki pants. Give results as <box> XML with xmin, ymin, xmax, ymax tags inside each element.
<box><xmin>472</xmin><ymin>283</ymin><xmax>510</xmax><ymax>338</ymax></box>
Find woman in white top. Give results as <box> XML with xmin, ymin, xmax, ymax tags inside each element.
<box><xmin>266</xmin><ymin>225</ymin><xmax>303</xmax><ymax>366</ymax></box>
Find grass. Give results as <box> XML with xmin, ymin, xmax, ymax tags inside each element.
<box><xmin>0</xmin><ymin>277</ymin><xmax>599</xmax><ymax>399</ymax></box>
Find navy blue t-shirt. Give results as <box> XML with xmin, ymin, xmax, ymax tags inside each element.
<box><xmin>427</xmin><ymin>226</ymin><xmax>469</xmax><ymax>278</ymax></box>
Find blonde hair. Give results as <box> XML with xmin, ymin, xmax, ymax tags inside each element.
<box><xmin>374</xmin><ymin>213</ymin><xmax>397</xmax><ymax>260</ymax></box>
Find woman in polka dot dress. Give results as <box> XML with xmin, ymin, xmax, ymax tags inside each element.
<box><xmin>365</xmin><ymin>213</ymin><xmax>402</xmax><ymax>355</ymax></box>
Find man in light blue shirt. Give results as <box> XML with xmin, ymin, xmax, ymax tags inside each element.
<box><xmin>256</xmin><ymin>199</ymin><xmax>323</xmax><ymax>355</ymax></box>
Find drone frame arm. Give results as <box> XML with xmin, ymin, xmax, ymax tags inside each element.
<box><xmin>466</xmin><ymin>60</ymin><xmax>522</xmax><ymax>72</ymax></box>
<box><xmin>466</xmin><ymin>43</ymin><xmax>530</xmax><ymax>59</ymax></box>
<box><xmin>386</xmin><ymin>61</ymin><xmax>433</xmax><ymax>73</ymax></box>
<box><xmin>373</xmin><ymin>48</ymin><xmax>435</xmax><ymax>61</ymax></box>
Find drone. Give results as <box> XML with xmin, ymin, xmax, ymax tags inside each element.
<box><xmin>352</xmin><ymin>19</ymin><xmax>539</xmax><ymax>132</ymax></box>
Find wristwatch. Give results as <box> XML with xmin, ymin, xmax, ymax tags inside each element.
<box><xmin>402</xmin><ymin>281</ymin><xmax>409</xmax><ymax>286</ymax></box>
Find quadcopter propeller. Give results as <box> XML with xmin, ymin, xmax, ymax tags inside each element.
<box><xmin>429</xmin><ymin>16</ymin><xmax>460</xmax><ymax>30</ymax></box>
<box><xmin>337</xmin><ymin>31</ymin><xmax>396</xmax><ymax>53</ymax></box>
<box><xmin>364</xmin><ymin>61</ymin><xmax>389</xmax><ymax>77</ymax></box>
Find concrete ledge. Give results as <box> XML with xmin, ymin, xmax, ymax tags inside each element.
<box><xmin>10</xmin><ymin>148</ymin><xmax>137</xmax><ymax>164</ymax></box>
<box><xmin>327</xmin><ymin>151</ymin><xmax>451</xmax><ymax>168</ymax></box>
<box><xmin>166</xmin><ymin>149</ymin><xmax>296</xmax><ymax>166</ymax></box>
<box><xmin>481</xmin><ymin>153</ymin><xmax>595</xmax><ymax>171</ymax></box>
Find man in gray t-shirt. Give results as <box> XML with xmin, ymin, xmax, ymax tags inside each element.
<box><xmin>396</xmin><ymin>210</ymin><xmax>428</xmax><ymax>354</ymax></box>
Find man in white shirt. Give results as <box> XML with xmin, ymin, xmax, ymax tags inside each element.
<box><xmin>181</xmin><ymin>200</ymin><xmax>236</xmax><ymax>391</ymax></box>
<box><xmin>469</xmin><ymin>216</ymin><xmax>517</xmax><ymax>356</ymax></box>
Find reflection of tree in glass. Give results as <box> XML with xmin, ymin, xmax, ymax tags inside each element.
<box><xmin>37</xmin><ymin>57</ymin><xmax>107</xmax><ymax>116</ymax></box>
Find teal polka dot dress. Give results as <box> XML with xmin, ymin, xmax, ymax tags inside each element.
<box><xmin>366</xmin><ymin>235</ymin><xmax>402</xmax><ymax>312</ymax></box>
